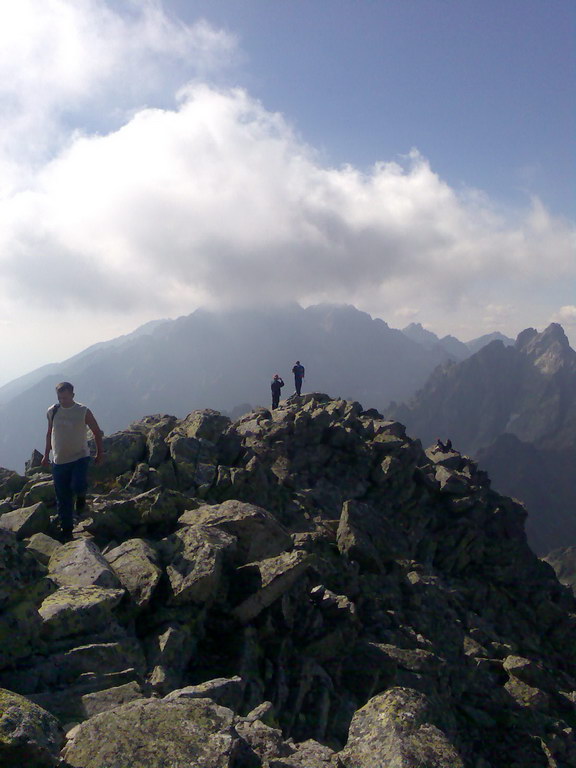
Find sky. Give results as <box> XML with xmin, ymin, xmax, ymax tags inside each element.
<box><xmin>0</xmin><ymin>0</ymin><xmax>574</xmax><ymax>386</ymax></box>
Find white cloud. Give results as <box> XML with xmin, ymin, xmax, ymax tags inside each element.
<box><xmin>0</xmin><ymin>0</ymin><xmax>574</xmax><ymax>383</ymax></box>
<box><xmin>552</xmin><ymin>306</ymin><xmax>576</xmax><ymax>327</ymax></box>
<box><xmin>0</xmin><ymin>0</ymin><xmax>237</xmax><ymax>180</ymax></box>
<box><xmin>1</xmin><ymin>83</ymin><xmax>575</xmax><ymax>324</ymax></box>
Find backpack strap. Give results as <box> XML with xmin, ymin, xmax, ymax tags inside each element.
<box><xmin>49</xmin><ymin>403</ymin><xmax>61</xmax><ymax>425</ymax></box>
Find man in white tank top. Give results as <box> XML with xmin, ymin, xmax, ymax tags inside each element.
<box><xmin>41</xmin><ymin>382</ymin><xmax>104</xmax><ymax>541</ymax></box>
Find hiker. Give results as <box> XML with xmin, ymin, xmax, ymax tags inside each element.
<box><xmin>271</xmin><ymin>374</ymin><xmax>284</xmax><ymax>409</ymax></box>
<box><xmin>292</xmin><ymin>360</ymin><xmax>305</xmax><ymax>396</ymax></box>
<box><xmin>434</xmin><ymin>438</ymin><xmax>453</xmax><ymax>453</ymax></box>
<box><xmin>41</xmin><ymin>382</ymin><xmax>104</xmax><ymax>541</ymax></box>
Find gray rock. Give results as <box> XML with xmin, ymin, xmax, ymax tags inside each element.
<box><xmin>162</xmin><ymin>524</ymin><xmax>237</xmax><ymax>605</ymax></box>
<box><xmin>38</xmin><ymin>586</ymin><xmax>125</xmax><ymax>640</ymax></box>
<box><xmin>80</xmin><ymin>681</ymin><xmax>145</xmax><ymax>719</ymax></box>
<box><xmin>270</xmin><ymin>738</ymin><xmax>343</xmax><ymax>767</ymax></box>
<box><xmin>179</xmin><ymin>499</ymin><xmax>293</xmax><ymax>563</ymax></box>
<box><xmin>435</xmin><ymin>466</ymin><xmax>471</xmax><ymax>495</ymax></box>
<box><xmin>0</xmin><ymin>502</ymin><xmax>50</xmax><ymax>540</ymax></box>
<box><xmin>20</xmin><ymin>480</ymin><xmax>56</xmax><ymax>507</ymax></box>
<box><xmin>180</xmin><ymin>409</ymin><xmax>232</xmax><ymax>443</ymax></box>
<box><xmin>24</xmin><ymin>532</ymin><xmax>62</xmax><ymax>565</ymax></box>
<box><xmin>235</xmin><ymin>717</ymin><xmax>294</xmax><ymax>763</ymax></box>
<box><xmin>233</xmin><ymin>550</ymin><xmax>316</xmax><ymax>623</ymax></box>
<box><xmin>62</xmin><ymin>696</ymin><xmax>245</xmax><ymax>768</ymax></box>
<box><xmin>146</xmin><ymin>415</ymin><xmax>178</xmax><ymax>467</ymax></box>
<box><xmin>339</xmin><ymin>687</ymin><xmax>465</xmax><ymax>768</ymax></box>
<box><xmin>0</xmin><ymin>468</ymin><xmax>27</xmax><ymax>497</ymax></box>
<box><xmin>145</xmin><ymin>623</ymin><xmax>196</xmax><ymax>695</ymax></box>
<box><xmin>48</xmin><ymin>539</ymin><xmax>121</xmax><ymax>589</ymax></box>
<box><xmin>0</xmin><ymin>687</ymin><xmax>64</xmax><ymax>768</ymax></box>
<box><xmin>336</xmin><ymin>500</ymin><xmax>406</xmax><ymax>572</ymax></box>
<box><xmin>165</xmin><ymin>676</ymin><xmax>244</xmax><ymax>711</ymax></box>
<box><xmin>103</xmin><ymin>538</ymin><xmax>162</xmax><ymax>608</ymax></box>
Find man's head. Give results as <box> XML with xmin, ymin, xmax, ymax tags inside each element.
<box><xmin>55</xmin><ymin>382</ymin><xmax>75</xmax><ymax>407</ymax></box>
<box><xmin>273</xmin><ymin>374</ymin><xmax>280</xmax><ymax>380</ymax></box>
<box><xmin>295</xmin><ymin>361</ymin><xmax>300</xmax><ymax>365</ymax></box>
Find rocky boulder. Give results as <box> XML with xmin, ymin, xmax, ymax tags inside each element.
<box><xmin>0</xmin><ymin>688</ymin><xmax>64</xmax><ymax>768</ymax></box>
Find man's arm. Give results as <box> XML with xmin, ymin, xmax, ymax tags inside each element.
<box><xmin>85</xmin><ymin>410</ymin><xmax>104</xmax><ymax>464</ymax></box>
<box><xmin>41</xmin><ymin>417</ymin><xmax>52</xmax><ymax>466</ymax></box>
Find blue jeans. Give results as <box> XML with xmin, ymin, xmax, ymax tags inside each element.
<box><xmin>52</xmin><ymin>457</ymin><xmax>91</xmax><ymax>533</ymax></box>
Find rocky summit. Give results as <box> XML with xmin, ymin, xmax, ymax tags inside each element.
<box><xmin>0</xmin><ymin>394</ymin><xmax>575</xmax><ymax>768</ymax></box>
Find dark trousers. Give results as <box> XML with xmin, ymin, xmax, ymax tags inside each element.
<box><xmin>52</xmin><ymin>457</ymin><xmax>90</xmax><ymax>533</ymax></box>
<box><xmin>294</xmin><ymin>376</ymin><xmax>303</xmax><ymax>395</ymax></box>
<box><xmin>272</xmin><ymin>394</ymin><xmax>280</xmax><ymax>409</ymax></box>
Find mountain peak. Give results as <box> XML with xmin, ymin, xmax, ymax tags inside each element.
<box><xmin>518</xmin><ymin>323</ymin><xmax>574</xmax><ymax>375</ymax></box>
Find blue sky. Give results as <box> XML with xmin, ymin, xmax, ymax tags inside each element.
<box><xmin>165</xmin><ymin>0</ymin><xmax>575</xmax><ymax>216</ymax></box>
<box><xmin>0</xmin><ymin>0</ymin><xmax>574</xmax><ymax>385</ymax></box>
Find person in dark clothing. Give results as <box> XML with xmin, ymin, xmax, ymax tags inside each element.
<box><xmin>292</xmin><ymin>361</ymin><xmax>305</xmax><ymax>395</ymax></box>
<box><xmin>271</xmin><ymin>374</ymin><xmax>284</xmax><ymax>409</ymax></box>
<box><xmin>445</xmin><ymin>439</ymin><xmax>453</xmax><ymax>451</ymax></box>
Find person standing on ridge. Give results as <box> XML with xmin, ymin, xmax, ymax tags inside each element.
<box><xmin>292</xmin><ymin>360</ymin><xmax>305</xmax><ymax>396</ymax></box>
<box><xmin>41</xmin><ymin>382</ymin><xmax>104</xmax><ymax>541</ymax></box>
<box><xmin>271</xmin><ymin>374</ymin><xmax>284</xmax><ymax>410</ymax></box>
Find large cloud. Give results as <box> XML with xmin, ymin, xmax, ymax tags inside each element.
<box><xmin>2</xmin><ymin>84</ymin><xmax>573</xmax><ymax>316</ymax></box>
<box><xmin>0</xmin><ymin>0</ymin><xmax>574</xmax><ymax>384</ymax></box>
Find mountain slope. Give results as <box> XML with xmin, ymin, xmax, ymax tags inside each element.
<box><xmin>0</xmin><ymin>304</ymin><xmax>451</xmax><ymax>472</ymax></box>
<box><xmin>0</xmin><ymin>395</ymin><xmax>575</xmax><ymax>767</ymax></box>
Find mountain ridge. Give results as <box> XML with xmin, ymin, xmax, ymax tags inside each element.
<box><xmin>0</xmin><ymin>304</ymin><xmax>492</xmax><ymax>472</ymax></box>
<box><xmin>389</xmin><ymin>323</ymin><xmax>576</xmax><ymax>553</ymax></box>
<box><xmin>0</xmin><ymin>393</ymin><xmax>575</xmax><ymax>766</ymax></box>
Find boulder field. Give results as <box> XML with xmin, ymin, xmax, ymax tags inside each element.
<box><xmin>0</xmin><ymin>394</ymin><xmax>575</xmax><ymax>768</ymax></box>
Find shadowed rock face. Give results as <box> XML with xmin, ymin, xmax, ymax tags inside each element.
<box><xmin>0</xmin><ymin>396</ymin><xmax>575</xmax><ymax>768</ymax></box>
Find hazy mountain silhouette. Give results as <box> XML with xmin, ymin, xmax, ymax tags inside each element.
<box><xmin>0</xmin><ymin>304</ymin><xmax>458</xmax><ymax>472</ymax></box>
<box><xmin>401</xmin><ymin>323</ymin><xmax>514</xmax><ymax>362</ymax></box>
<box><xmin>390</xmin><ymin>323</ymin><xmax>576</xmax><ymax>553</ymax></box>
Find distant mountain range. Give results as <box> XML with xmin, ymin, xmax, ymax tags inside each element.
<box><xmin>0</xmin><ymin>304</ymin><xmax>501</xmax><ymax>473</ymax></box>
<box><xmin>390</xmin><ymin>323</ymin><xmax>576</xmax><ymax>554</ymax></box>
<box><xmin>401</xmin><ymin>322</ymin><xmax>513</xmax><ymax>360</ymax></box>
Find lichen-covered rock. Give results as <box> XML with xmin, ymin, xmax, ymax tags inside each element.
<box><xmin>339</xmin><ymin>687</ymin><xmax>465</xmax><ymax>768</ymax></box>
<box><xmin>0</xmin><ymin>502</ymin><xmax>50</xmax><ymax>540</ymax></box>
<box><xmin>336</xmin><ymin>500</ymin><xmax>407</xmax><ymax>572</ymax></box>
<box><xmin>0</xmin><ymin>687</ymin><xmax>64</xmax><ymax>768</ymax></box>
<box><xmin>80</xmin><ymin>680</ymin><xmax>145</xmax><ymax>719</ymax></box>
<box><xmin>166</xmin><ymin>676</ymin><xmax>244</xmax><ymax>711</ymax></box>
<box><xmin>90</xmin><ymin>429</ymin><xmax>147</xmax><ymax>489</ymax></box>
<box><xmin>20</xmin><ymin>479</ymin><xmax>56</xmax><ymax>507</ymax></box>
<box><xmin>180</xmin><ymin>409</ymin><xmax>231</xmax><ymax>443</ymax></box>
<box><xmin>25</xmin><ymin>532</ymin><xmax>62</xmax><ymax>565</ymax></box>
<box><xmin>0</xmin><ymin>600</ymin><xmax>45</xmax><ymax>668</ymax></box>
<box><xmin>270</xmin><ymin>738</ymin><xmax>343</xmax><ymax>767</ymax></box>
<box><xmin>235</xmin><ymin>717</ymin><xmax>294</xmax><ymax>764</ymax></box>
<box><xmin>48</xmin><ymin>539</ymin><xmax>121</xmax><ymax>589</ymax></box>
<box><xmin>145</xmin><ymin>415</ymin><xmax>178</xmax><ymax>467</ymax></box>
<box><xmin>161</xmin><ymin>524</ymin><xmax>237</xmax><ymax>605</ymax></box>
<box><xmin>0</xmin><ymin>530</ymin><xmax>47</xmax><ymax>609</ymax></box>
<box><xmin>39</xmin><ymin>586</ymin><xmax>125</xmax><ymax>640</ymax></box>
<box><xmin>179</xmin><ymin>499</ymin><xmax>293</xmax><ymax>563</ymax></box>
<box><xmin>145</xmin><ymin>622</ymin><xmax>196</xmax><ymax>695</ymax></box>
<box><xmin>103</xmin><ymin>538</ymin><xmax>161</xmax><ymax>608</ymax></box>
<box><xmin>232</xmin><ymin>550</ymin><xmax>316</xmax><ymax>623</ymax></box>
<box><xmin>0</xmin><ymin>468</ymin><xmax>27</xmax><ymax>498</ymax></box>
<box><xmin>62</xmin><ymin>697</ymin><xmax>245</xmax><ymax>768</ymax></box>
